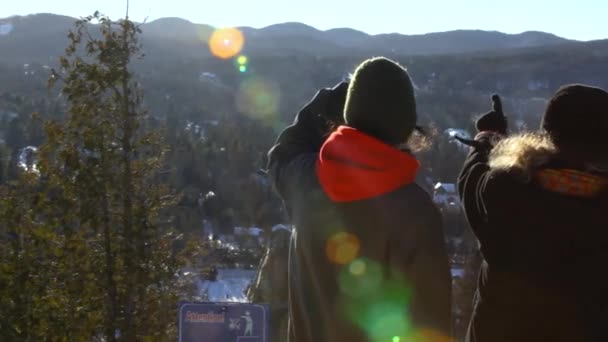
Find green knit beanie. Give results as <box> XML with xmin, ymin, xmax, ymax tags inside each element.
<box><xmin>343</xmin><ymin>57</ymin><xmax>417</xmax><ymax>145</ymax></box>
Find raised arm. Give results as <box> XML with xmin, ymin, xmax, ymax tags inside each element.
<box><xmin>457</xmin><ymin>95</ymin><xmax>507</xmax><ymax>230</ymax></box>
<box><xmin>267</xmin><ymin>82</ymin><xmax>348</xmax><ymax>199</ymax></box>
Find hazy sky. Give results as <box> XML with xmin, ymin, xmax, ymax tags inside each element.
<box><xmin>1</xmin><ymin>0</ymin><xmax>606</xmax><ymax>41</ymax></box>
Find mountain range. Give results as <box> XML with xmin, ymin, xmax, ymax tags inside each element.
<box><xmin>0</xmin><ymin>13</ymin><xmax>596</xmax><ymax>65</ymax></box>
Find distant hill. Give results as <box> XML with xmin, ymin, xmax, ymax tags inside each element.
<box><xmin>1</xmin><ymin>13</ymin><xmax>608</xmax><ymax>140</ymax></box>
<box><xmin>0</xmin><ymin>13</ymin><xmax>579</xmax><ymax>64</ymax></box>
<box><xmin>0</xmin><ymin>14</ymin><xmax>76</xmax><ymax>64</ymax></box>
<box><xmin>366</xmin><ymin>30</ymin><xmax>570</xmax><ymax>55</ymax></box>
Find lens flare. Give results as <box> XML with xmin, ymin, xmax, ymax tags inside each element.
<box><xmin>326</xmin><ymin>232</ymin><xmax>360</xmax><ymax>265</ymax></box>
<box><xmin>339</xmin><ymin>259</ymin><xmax>382</xmax><ymax>297</ymax></box>
<box><xmin>409</xmin><ymin>329</ymin><xmax>453</xmax><ymax>342</ymax></box>
<box><xmin>340</xmin><ymin>265</ymin><xmax>415</xmax><ymax>342</ymax></box>
<box><xmin>236</xmin><ymin>77</ymin><xmax>280</xmax><ymax>122</ymax></box>
<box><xmin>236</xmin><ymin>55</ymin><xmax>249</xmax><ymax>73</ymax></box>
<box><xmin>209</xmin><ymin>27</ymin><xmax>244</xmax><ymax>59</ymax></box>
<box><xmin>349</xmin><ymin>259</ymin><xmax>366</xmax><ymax>276</ymax></box>
<box><xmin>342</xmin><ymin>296</ymin><xmax>413</xmax><ymax>342</ymax></box>
<box><xmin>367</xmin><ymin>303</ymin><xmax>410</xmax><ymax>342</ymax></box>
<box><xmin>237</xmin><ymin>55</ymin><xmax>248</xmax><ymax>65</ymax></box>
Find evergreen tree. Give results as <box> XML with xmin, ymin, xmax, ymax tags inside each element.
<box><xmin>0</xmin><ymin>12</ymin><xmax>198</xmax><ymax>340</ymax></box>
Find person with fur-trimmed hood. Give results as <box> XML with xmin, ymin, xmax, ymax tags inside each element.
<box><xmin>458</xmin><ymin>85</ymin><xmax>608</xmax><ymax>342</ymax></box>
<box><xmin>268</xmin><ymin>57</ymin><xmax>452</xmax><ymax>342</ymax></box>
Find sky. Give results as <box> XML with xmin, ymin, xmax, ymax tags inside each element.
<box><xmin>1</xmin><ymin>0</ymin><xmax>606</xmax><ymax>41</ymax></box>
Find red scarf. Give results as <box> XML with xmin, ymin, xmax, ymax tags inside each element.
<box><xmin>316</xmin><ymin>126</ymin><xmax>420</xmax><ymax>202</ymax></box>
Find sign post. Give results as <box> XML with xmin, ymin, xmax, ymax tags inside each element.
<box><xmin>179</xmin><ymin>302</ymin><xmax>270</xmax><ymax>342</ymax></box>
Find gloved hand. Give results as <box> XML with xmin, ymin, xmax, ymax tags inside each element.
<box><xmin>476</xmin><ymin>94</ymin><xmax>508</xmax><ymax>135</ymax></box>
<box><xmin>454</xmin><ymin>94</ymin><xmax>507</xmax><ymax>150</ymax></box>
<box><xmin>321</xmin><ymin>81</ymin><xmax>349</xmax><ymax>122</ymax></box>
<box><xmin>304</xmin><ymin>81</ymin><xmax>349</xmax><ymax>137</ymax></box>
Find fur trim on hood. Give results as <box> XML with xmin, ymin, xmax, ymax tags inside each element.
<box><xmin>488</xmin><ymin>133</ymin><xmax>558</xmax><ymax>181</ymax></box>
<box><xmin>489</xmin><ymin>134</ymin><xmax>608</xmax><ymax>197</ymax></box>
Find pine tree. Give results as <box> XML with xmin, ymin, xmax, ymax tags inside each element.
<box><xmin>44</xmin><ymin>12</ymin><xmax>194</xmax><ymax>340</ymax></box>
<box><xmin>0</xmin><ymin>12</ymin><xmax>198</xmax><ymax>341</ymax></box>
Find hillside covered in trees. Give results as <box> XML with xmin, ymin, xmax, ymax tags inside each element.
<box><xmin>1</xmin><ymin>14</ymin><xmax>608</xmax><ymax>236</ymax></box>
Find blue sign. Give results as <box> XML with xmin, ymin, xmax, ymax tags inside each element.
<box><xmin>179</xmin><ymin>302</ymin><xmax>270</xmax><ymax>342</ymax></box>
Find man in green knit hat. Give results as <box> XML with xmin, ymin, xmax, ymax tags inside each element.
<box><xmin>267</xmin><ymin>57</ymin><xmax>452</xmax><ymax>342</ymax></box>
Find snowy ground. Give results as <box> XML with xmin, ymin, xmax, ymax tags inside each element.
<box><xmin>198</xmin><ymin>267</ymin><xmax>465</xmax><ymax>303</ymax></box>
<box><xmin>198</xmin><ymin>269</ymin><xmax>257</xmax><ymax>302</ymax></box>
<box><xmin>451</xmin><ymin>267</ymin><xmax>465</xmax><ymax>278</ymax></box>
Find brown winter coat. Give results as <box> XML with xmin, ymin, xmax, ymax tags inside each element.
<box><xmin>459</xmin><ymin>133</ymin><xmax>608</xmax><ymax>342</ymax></box>
<box><xmin>268</xmin><ymin>88</ymin><xmax>452</xmax><ymax>342</ymax></box>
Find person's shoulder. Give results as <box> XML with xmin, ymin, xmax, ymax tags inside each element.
<box><xmin>479</xmin><ymin>166</ymin><xmax>527</xmax><ymax>200</ymax></box>
<box><xmin>395</xmin><ymin>182</ymin><xmax>434</xmax><ymax>201</ymax></box>
<box><xmin>389</xmin><ymin>183</ymin><xmax>441</xmax><ymax>218</ymax></box>
<box><xmin>384</xmin><ymin>184</ymin><xmax>444</xmax><ymax>242</ymax></box>
<box><xmin>485</xmin><ymin>133</ymin><xmax>556</xmax><ymax>188</ymax></box>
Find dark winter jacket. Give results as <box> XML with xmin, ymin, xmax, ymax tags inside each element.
<box><xmin>267</xmin><ymin>89</ymin><xmax>452</xmax><ymax>342</ymax></box>
<box><xmin>458</xmin><ymin>133</ymin><xmax>608</xmax><ymax>342</ymax></box>
<box><xmin>248</xmin><ymin>227</ymin><xmax>291</xmax><ymax>342</ymax></box>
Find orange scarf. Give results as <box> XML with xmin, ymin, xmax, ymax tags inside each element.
<box><xmin>535</xmin><ymin>169</ymin><xmax>608</xmax><ymax>197</ymax></box>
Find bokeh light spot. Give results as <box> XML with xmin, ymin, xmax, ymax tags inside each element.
<box><xmin>409</xmin><ymin>329</ymin><xmax>453</xmax><ymax>342</ymax></box>
<box><xmin>366</xmin><ymin>302</ymin><xmax>411</xmax><ymax>342</ymax></box>
<box><xmin>349</xmin><ymin>259</ymin><xmax>366</xmax><ymax>276</ymax></box>
<box><xmin>392</xmin><ymin>336</ymin><xmax>400</xmax><ymax>342</ymax></box>
<box><xmin>236</xmin><ymin>77</ymin><xmax>280</xmax><ymax>123</ymax></box>
<box><xmin>339</xmin><ymin>269</ymin><xmax>415</xmax><ymax>340</ymax></box>
<box><xmin>326</xmin><ymin>232</ymin><xmax>360</xmax><ymax>265</ymax></box>
<box><xmin>237</xmin><ymin>55</ymin><xmax>248</xmax><ymax>65</ymax></box>
<box><xmin>209</xmin><ymin>28</ymin><xmax>244</xmax><ymax>59</ymax></box>
<box><xmin>239</xmin><ymin>65</ymin><xmax>247</xmax><ymax>73</ymax></box>
<box><xmin>339</xmin><ymin>258</ymin><xmax>382</xmax><ymax>297</ymax></box>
